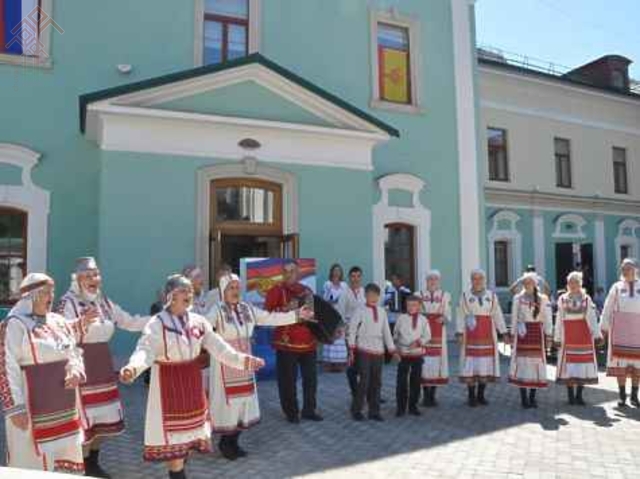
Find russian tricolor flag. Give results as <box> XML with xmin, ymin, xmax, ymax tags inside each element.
<box><xmin>1</xmin><ymin>0</ymin><xmax>40</xmax><ymax>55</ymax></box>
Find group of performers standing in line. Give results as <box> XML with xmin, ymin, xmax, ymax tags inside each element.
<box><xmin>1</xmin><ymin>256</ymin><xmax>640</xmax><ymax>479</ymax></box>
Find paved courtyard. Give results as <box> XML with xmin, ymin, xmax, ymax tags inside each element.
<box><xmin>2</xmin><ymin>347</ymin><xmax>640</xmax><ymax>479</ymax></box>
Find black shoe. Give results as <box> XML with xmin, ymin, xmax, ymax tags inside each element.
<box><xmin>368</xmin><ymin>414</ymin><xmax>384</xmax><ymax>422</ymax></box>
<box><xmin>408</xmin><ymin>407</ymin><xmax>421</xmax><ymax>416</ymax></box>
<box><xmin>618</xmin><ymin>386</ymin><xmax>627</xmax><ymax>408</ymax></box>
<box><xmin>467</xmin><ymin>385</ymin><xmax>477</xmax><ymax>407</ymax></box>
<box><xmin>218</xmin><ymin>437</ymin><xmax>238</xmax><ymax>461</ymax></box>
<box><xmin>575</xmin><ymin>386</ymin><xmax>586</xmax><ymax>406</ymax></box>
<box><xmin>477</xmin><ymin>384</ymin><xmax>488</xmax><ymax>406</ymax></box>
<box><xmin>631</xmin><ymin>387</ymin><xmax>639</xmax><ymax>407</ymax></box>
<box><xmin>567</xmin><ymin>386</ymin><xmax>576</xmax><ymax>405</ymax></box>
<box><xmin>430</xmin><ymin>387</ymin><xmax>439</xmax><ymax>407</ymax></box>
<box><xmin>301</xmin><ymin>412</ymin><xmax>324</xmax><ymax>422</ymax></box>
<box><xmin>169</xmin><ymin>470</ymin><xmax>186</xmax><ymax>479</ymax></box>
<box><xmin>396</xmin><ymin>409</ymin><xmax>406</xmax><ymax>417</ymax></box>
<box><xmin>286</xmin><ymin>414</ymin><xmax>300</xmax><ymax>424</ymax></box>
<box><xmin>84</xmin><ymin>450</ymin><xmax>111</xmax><ymax>478</ymax></box>
<box><xmin>352</xmin><ymin>412</ymin><xmax>365</xmax><ymax>421</ymax></box>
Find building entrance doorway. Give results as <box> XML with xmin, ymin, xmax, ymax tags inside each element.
<box><xmin>555</xmin><ymin>242</ymin><xmax>593</xmax><ymax>295</ymax></box>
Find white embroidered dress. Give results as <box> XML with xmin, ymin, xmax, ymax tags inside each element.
<box><xmin>57</xmin><ymin>290</ymin><xmax>148</xmax><ymax>442</ymax></box>
<box><xmin>508</xmin><ymin>292</ymin><xmax>553</xmax><ymax>388</ymax></box>
<box><xmin>321</xmin><ymin>281</ymin><xmax>348</xmax><ymax>364</ymax></box>
<box><xmin>601</xmin><ymin>280</ymin><xmax>640</xmax><ymax>376</ymax></box>
<box><xmin>456</xmin><ymin>290</ymin><xmax>507</xmax><ymax>383</ymax></box>
<box><xmin>124</xmin><ymin>311</ymin><xmax>251</xmax><ymax>461</ymax></box>
<box><xmin>419</xmin><ymin>289</ymin><xmax>452</xmax><ymax>385</ymax></box>
<box><xmin>0</xmin><ymin>313</ymin><xmax>85</xmax><ymax>474</ymax></box>
<box><xmin>206</xmin><ymin>302</ymin><xmax>297</xmax><ymax>434</ymax></box>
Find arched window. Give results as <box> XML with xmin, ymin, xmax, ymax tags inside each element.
<box><xmin>384</xmin><ymin>222</ymin><xmax>416</xmax><ymax>291</ymax></box>
<box><xmin>0</xmin><ymin>207</ymin><xmax>27</xmax><ymax>305</ymax></box>
<box><xmin>487</xmin><ymin>210</ymin><xmax>522</xmax><ymax>289</ymax></box>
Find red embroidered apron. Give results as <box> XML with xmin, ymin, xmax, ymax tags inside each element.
<box><xmin>157</xmin><ymin>359</ymin><xmax>207</xmax><ymax>436</ymax></box>
<box><xmin>465</xmin><ymin>315</ymin><xmax>495</xmax><ymax>358</ymax></box>
<box><xmin>611</xmin><ymin>312</ymin><xmax>640</xmax><ymax>361</ymax></box>
<box><xmin>515</xmin><ymin>322</ymin><xmax>544</xmax><ymax>358</ymax></box>
<box><xmin>23</xmin><ymin>360</ymin><xmax>82</xmax><ymax>447</ymax></box>
<box><xmin>562</xmin><ymin>318</ymin><xmax>594</xmax><ymax>364</ymax></box>
<box><xmin>80</xmin><ymin>342</ymin><xmax>120</xmax><ymax>409</ymax></box>
<box><xmin>221</xmin><ymin>338</ymin><xmax>255</xmax><ymax>402</ymax></box>
<box><xmin>425</xmin><ymin>314</ymin><xmax>443</xmax><ymax>357</ymax></box>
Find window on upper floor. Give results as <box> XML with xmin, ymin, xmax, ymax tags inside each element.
<box><xmin>204</xmin><ymin>0</ymin><xmax>249</xmax><ymax>65</ymax></box>
<box><xmin>0</xmin><ymin>0</ymin><xmax>59</xmax><ymax>67</ymax></box>
<box><xmin>487</xmin><ymin>127</ymin><xmax>509</xmax><ymax>182</ymax></box>
<box><xmin>0</xmin><ymin>207</ymin><xmax>27</xmax><ymax>306</ymax></box>
<box><xmin>554</xmin><ymin>137</ymin><xmax>572</xmax><ymax>188</ymax></box>
<box><xmin>613</xmin><ymin>147</ymin><xmax>628</xmax><ymax>194</ymax></box>
<box><xmin>370</xmin><ymin>11</ymin><xmax>421</xmax><ymax>113</ymax></box>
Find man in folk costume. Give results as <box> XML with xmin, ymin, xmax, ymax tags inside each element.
<box><xmin>1</xmin><ymin>274</ymin><xmax>86</xmax><ymax>474</ymax></box>
<box><xmin>418</xmin><ymin>270</ymin><xmax>452</xmax><ymax>407</ymax></box>
<box><xmin>337</xmin><ymin>266</ymin><xmax>366</xmax><ymax>397</ymax></box>
<box><xmin>393</xmin><ymin>295</ymin><xmax>430</xmax><ymax>416</ymax></box>
<box><xmin>601</xmin><ymin>258</ymin><xmax>640</xmax><ymax>407</ymax></box>
<box><xmin>265</xmin><ymin>259</ymin><xmax>323</xmax><ymax>423</ymax></box>
<box><xmin>119</xmin><ymin>275</ymin><xmax>265</xmax><ymax>479</ymax></box>
<box><xmin>554</xmin><ymin>271</ymin><xmax>602</xmax><ymax>405</ymax></box>
<box><xmin>57</xmin><ymin>257</ymin><xmax>149</xmax><ymax>477</ymax></box>
<box><xmin>508</xmin><ymin>272</ymin><xmax>553</xmax><ymax>409</ymax></box>
<box><xmin>456</xmin><ymin>269</ymin><xmax>507</xmax><ymax>407</ymax></box>
<box><xmin>207</xmin><ymin>273</ymin><xmax>314</xmax><ymax>460</ymax></box>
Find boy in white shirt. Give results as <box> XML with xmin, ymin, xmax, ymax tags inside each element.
<box><xmin>394</xmin><ymin>296</ymin><xmax>431</xmax><ymax>416</ymax></box>
<box><xmin>347</xmin><ymin>283</ymin><xmax>398</xmax><ymax>421</ymax></box>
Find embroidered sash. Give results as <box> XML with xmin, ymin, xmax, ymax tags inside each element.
<box><xmin>425</xmin><ymin>314</ymin><xmax>443</xmax><ymax>357</ymax></box>
<box><xmin>516</xmin><ymin>322</ymin><xmax>544</xmax><ymax>358</ymax></box>
<box><xmin>23</xmin><ymin>360</ymin><xmax>81</xmax><ymax>446</ymax></box>
<box><xmin>563</xmin><ymin>318</ymin><xmax>594</xmax><ymax>364</ymax></box>
<box><xmin>465</xmin><ymin>315</ymin><xmax>495</xmax><ymax>358</ymax></box>
<box><xmin>611</xmin><ymin>311</ymin><xmax>640</xmax><ymax>360</ymax></box>
<box><xmin>157</xmin><ymin>359</ymin><xmax>207</xmax><ymax>435</ymax></box>
<box><xmin>221</xmin><ymin>338</ymin><xmax>255</xmax><ymax>401</ymax></box>
<box><xmin>80</xmin><ymin>342</ymin><xmax>120</xmax><ymax>409</ymax></box>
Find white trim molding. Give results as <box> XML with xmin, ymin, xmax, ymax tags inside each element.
<box><xmin>615</xmin><ymin>218</ymin><xmax>640</xmax><ymax>267</ymax></box>
<box><xmin>373</xmin><ymin>173</ymin><xmax>431</xmax><ymax>289</ymax></box>
<box><xmin>194</xmin><ymin>0</ymin><xmax>261</xmax><ymax>67</ymax></box>
<box><xmin>452</xmin><ymin>0</ymin><xmax>482</xmax><ymax>286</ymax></box>
<box><xmin>195</xmin><ymin>159</ymin><xmax>297</xmax><ymax>288</ymax></box>
<box><xmin>552</xmin><ymin>213</ymin><xmax>587</xmax><ymax>239</ymax></box>
<box><xmin>369</xmin><ymin>8</ymin><xmax>423</xmax><ymax>114</ymax></box>
<box><xmin>487</xmin><ymin>210</ymin><xmax>522</xmax><ymax>290</ymax></box>
<box><xmin>594</xmin><ymin>215</ymin><xmax>607</xmax><ymax>289</ymax></box>
<box><xmin>0</xmin><ymin>144</ymin><xmax>50</xmax><ymax>273</ymax></box>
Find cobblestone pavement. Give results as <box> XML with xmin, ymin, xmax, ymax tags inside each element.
<box><xmin>2</xmin><ymin>348</ymin><xmax>640</xmax><ymax>479</ymax></box>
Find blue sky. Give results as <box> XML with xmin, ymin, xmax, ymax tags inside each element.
<box><xmin>475</xmin><ymin>0</ymin><xmax>640</xmax><ymax>78</ymax></box>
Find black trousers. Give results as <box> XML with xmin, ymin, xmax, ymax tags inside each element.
<box><xmin>346</xmin><ymin>364</ymin><xmax>359</xmax><ymax>397</ymax></box>
<box><xmin>276</xmin><ymin>350</ymin><xmax>317</xmax><ymax>418</ymax></box>
<box><xmin>351</xmin><ymin>353</ymin><xmax>383</xmax><ymax>416</ymax></box>
<box><xmin>396</xmin><ymin>357</ymin><xmax>423</xmax><ymax>412</ymax></box>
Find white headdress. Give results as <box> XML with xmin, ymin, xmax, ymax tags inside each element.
<box><xmin>8</xmin><ymin>273</ymin><xmax>54</xmax><ymax>319</ymax></box>
<box><xmin>426</xmin><ymin>270</ymin><xmax>441</xmax><ymax>280</ymax></box>
<box><xmin>620</xmin><ymin>258</ymin><xmax>639</xmax><ymax>280</ymax></box>
<box><xmin>219</xmin><ymin>273</ymin><xmax>241</xmax><ymax>298</ymax></box>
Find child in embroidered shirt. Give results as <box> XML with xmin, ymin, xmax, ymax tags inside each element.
<box><xmin>347</xmin><ymin>283</ymin><xmax>398</xmax><ymax>421</ymax></box>
<box><xmin>394</xmin><ymin>295</ymin><xmax>431</xmax><ymax>416</ymax></box>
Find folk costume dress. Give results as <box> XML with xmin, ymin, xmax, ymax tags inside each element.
<box><xmin>456</xmin><ymin>289</ymin><xmax>507</xmax><ymax>383</ymax></box>
<box><xmin>320</xmin><ymin>280</ymin><xmax>348</xmax><ymax>366</ymax></box>
<box><xmin>419</xmin><ymin>289</ymin><xmax>452</xmax><ymax>386</ymax></box>
<box><xmin>1</xmin><ymin>307</ymin><xmax>86</xmax><ymax>473</ymax></box>
<box><xmin>508</xmin><ymin>292</ymin><xmax>553</xmax><ymax>389</ymax></box>
<box><xmin>601</xmin><ymin>279</ymin><xmax>640</xmax><ymax>378</ymax></box>
<box><xmin>57</xmin><ymin>285</ymin><xmax>148</xmax><ymax>443</ymax></box>
<box><xmin>123</xmin><ymin>310</ymin><xmax>254</xmax><ymax>462</ymax></box>
<box><xmin>554</xmin><ymin>292</ymin><xmax>601</xmax><ymax>385</ymax></box>
<box><xmin>207</xmin><ymin>301</ymin><xmax>298</xmax><ymax>434</ymax></box>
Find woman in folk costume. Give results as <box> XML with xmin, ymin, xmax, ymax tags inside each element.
<box><xmin>207</xmin><ymin>274</ymin><xmax>314</xmax><ymax>460</ymax></box>
<box><xmin>182</xmin><ymin>265</ymin><xmax>218</xmax><ymax>316</ymax></box>
<box><xmin>554</xmin><ymin>271</ymin><xmax>602</xmax><ymax>405</ymax></box>
<box><xmin>0</xmin><ymin>273</ymin><xmax>86</xmax><ymax>474</ymax></box>
<box><xmin>418</xmin><ymin>270</ymin><xmax>452</xmax><ymax>407</ymax></box>
<box><xmin>57</xmin><ymin>257</ymin><xmax>149</xmax><ymax>478</ymax></box>
<box><xmin>508</xmin><ymin>272</ymin><xmax>553</xmax><ymax>409</ymax></box>
<box><xmin>456</xmin><ymin>269</ymin><xmax>507</xmax><ymax>407</ymax></box>
<box><xmin>119</xmin><ymin>275</ymin><xmax>265</xmax><ymax>479</ymax></box>
<box><xmin>601</xmin><ymin>258</ymin><xmax>640</xmax><ymax>407</ymax></box>
<box><xmin>320</xmin><ymin>263</ymin><xmax>348</xmax><ymax>371</ymax></box>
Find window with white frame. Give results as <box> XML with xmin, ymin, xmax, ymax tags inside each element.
<box><xmin>0</xmin><ymin>0</ymin><xmax>59</xmax><ymax>67</ymax></box>
<box><xmin>487</xmin><ymin>127</ymin><xmax>509</xmax><ymax>182</ymax></box>
<box><xmin>0</xmin><ymin>207</ymin><xmax>27</xmax><ymax>305</ymax></box>
<box><xmin>487</xmin><ymin>211</ymin><xmax>522</xmax><ymax>289</ymax></box>
<box><xmin>198</xmin><ymin>0</ymin><xmax>260</xmax><ymax>66</ymax></box>
<box><xmin>615</xmin><ymin>219</ymin><xmax>639</xmax><ymax>266</ymax></box>
<box><xmin>370</xmin><ymin>10</ymin><xmax>421</xmax><ymax>112</ymax></box>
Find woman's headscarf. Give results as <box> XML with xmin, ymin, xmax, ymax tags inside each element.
<box><xmin>8</xmin><ymin>273</ymin><xmax>55</xmax><ymax>319</ymax></box>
